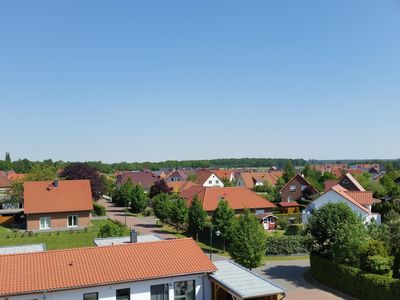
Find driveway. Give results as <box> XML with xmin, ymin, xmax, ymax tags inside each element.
<box><xmin>97</xmin><ymin>198</ymin><xmax>175</xmax><ymax>240</ymax></box>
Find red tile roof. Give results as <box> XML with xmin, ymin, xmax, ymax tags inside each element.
<box><xmin>167</xmin><ymin>181</ymin><xmax>200</xmax><ymax>193</ymax></box>
<box><xmin>277</xmin><ymin>201</ymin><xmax>300</xmax><ymax>207</ymax></box>
<box><xmin>211</xmin><ymin>169</ymin><xmax>234</xmax><ymax>180</ymax></box>
<box><xmin>116</xmin><ymin>171</ymin><xmax>159</xmax><ymax>190</ymax></box>
<box><xmin>0</xmin><ymin>239</ymin><xmax>216</xmax><ymax>297</ymax></box>
<box><xmin>182</xmin><ymin>187</ymin><xmax>276</xmax><ymax>212</ymax></box>
<box><xmin>345</xmin><ymin>191</ymin><xmax>373</xmax><ymax>206</ymax></box>
<box><xmin>194</xmin><ymin>171</ymin><xmax>220</xmax><ymax>185</ymax></box>
<box><xmin>330</xmin><ymin>185</ymin><xmax>370</xmax><ymax>213</ymax></box>
<box><xmin>279</xmin><ymin>173</ymin><xmax>319</xmax><ymax>194</ymax></box>
<box><xmin>0</xmin><ymin>175</ymin><xmax>11</xmax><ymax>188</ymax></box>
<box><xmin>24</xmin><ymin>180</ymin><xmax>93</xmax><ymax>214</ymax></box>
<box><xmin>239</xmin><ymin>172</ymin><xmax>278</xmax><ymax>188</ymax></box>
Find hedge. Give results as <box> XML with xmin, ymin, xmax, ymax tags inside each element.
<box><xmin>93</xmin><ymin>202</ymin><xmax>106</xmax><ymax>216</ymax></box>
<box><xmin>310</xmin><ymin>254</ymin><xmax>400</xmax><ymax>300</ymax></box>
<box><xmin>274</xmin><ymin>213</ymin><xmax>302</xmax><ymax>224</ymax></box>
<box><xmin>266</xmin><ymin>235</ymin><xmax>310</xmax><ymax>255</ymax></box>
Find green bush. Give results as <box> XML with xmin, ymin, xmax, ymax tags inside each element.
<box><xmin>143</xmin><ymin>207</ymin><xmax>153</xmax><ymax>216</ymax></box>
<box><xmin>365</xmin><ymin>256</ymin><xmax>393</xmax><ymax>276</ymax></box>
<box><xmin>284</xmin><ymin>224</ymin><xmax>304</xmax><ymax>236</ymax></box>
<box><xmin>93</xmin><ymin>202</ymin><xmax>106</xmax><ymax>216</ymax></box>
<box><xmin>266</xmin><ymin>235</ymin><xmax>310</xmax><ymax>255</ymax></box>
<box><xmin>274</xmin><ymin>213</ymin><xmax>302</xmax><ymax>224</ymax></box>
<box><xmin>310</xmin><ymin>254</ymin><xmax>400</xmax><ymax>300</ymax></box>
<box><xmin>276</xmin><ymin>218</ymin><xmax>289</xmax><ymax>230</ymax></box>
<box><xmin>98</xmin><ymin>220</ymin><xmax>128</xmax><ymax>238</ymax></box>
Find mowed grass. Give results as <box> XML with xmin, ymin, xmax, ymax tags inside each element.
<box><xmin>0</xmin><ymin>219</ymin><xmax>112</xmax><ymax>250</ymax></box>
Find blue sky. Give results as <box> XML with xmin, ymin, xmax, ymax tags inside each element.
<box><xmin>1</xmin><ymin>1</ymin><xmax>400</xmax><ymax>163</ymax></box>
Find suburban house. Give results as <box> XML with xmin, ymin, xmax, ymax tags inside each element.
<box><xmin>324</xmin><ymin>172</ymin><xmax>366</xmax><ymax>192</ymax></box>
<box><xmin>0</xmin><ymin>238</ymin><xmax>286</xmax><ymax>300</ymax></box>
<box><xmin>181</xmin><ymin>186</ymin><xmax>276</xmax><ymax>216</ymax></box>
<box><xmin>236</xmin><ymin>172</ymin><xmax>278</xmax><ymax>189</ymax></box>
<box><xmin>279</xmin><ymin>173</ymin><xmax>319</xmax><ymax>211</ymax></box>
<box><xmin>302</xmin><ymin>181</ymin><xmax>381</xmax><ymax>225</ymax></box>
<box><xmin>194</xmin><ymin>171</ymin><xmax>224</xmax><ymax>187</ymax></box>
<box><xmin>211</xmin><ymin>169</ymin><xmax>235</xmax><ymax>182</ymax></box>
<box><xmin>165</xmin><ymin>170</ymin><xmax>188</xmax><ymax>182</ymax></box>
<box><xmin>116</xmin><ymin>171</ymin><xmax>160</xmax><ymax>192</ymax></box>
<box><xmin>0</xmin><ymin>175</ymin><xmax>23</xmax><ymax>226</ymax></box>
<box><xmin>24</xmin><ymin>179</ymin><xmax>93</xmax><ymax>231</ymax></box>
<box><xmin>167</xmin><ymin>181</ymin><xmax>200</xmax><ymax>193</ymax></box>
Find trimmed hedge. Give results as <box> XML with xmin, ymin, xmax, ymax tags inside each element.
<box><xmin>274</xmin><ymin>213</ymin><xmax>302</xmax><ymax>224</ymax></box>
<box><xmin>266</xmin><ymin>235</ymin><xmax>310</xmax><ymax>255</ymax></box>
<box><xmin>310</xmin><ymin>254</ymin><xmax>400</xmax><ymax>300</ymax></box>
<box><xmin>93</xmin><ymin>202</ymin><xmax>106</xmax><ymax>216</ymax></box>
<box><xmin>284</xmin><ymin>224</ymin><xmax>304</xmax><ymax>236</ymax></box>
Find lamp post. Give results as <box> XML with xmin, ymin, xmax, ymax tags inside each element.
<box><xmin>124</xmin><ymin>198</ymin><xmax>129</xmax><ymax>226</ymax></box>
<box><xmin>209</xmin><ymin>225</ymin><xmax>221</xmax><ymax>260</ymax></box>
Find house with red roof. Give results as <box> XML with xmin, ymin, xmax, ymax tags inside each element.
<box><xmin>116</xmin><ymin>171</ymin><xmax>160</xmax><ymax>192</ymax></box>
<box><xmin>0</xmin><ymin>238</ymin><xmax>286</xmax><ymax>300</ymax></box>
<box><xmin>194</xmin><ymin>171</ymin><xmax>224</xmax><ymax>187</ymax></box>
<box><xmin>181</xmin><ymin>186</ymin><xmax>276</xmax><ymax>217</ymax></box>
<box><xmin>24</xmin><ymin>179</ymin><xmax>93</xmax><ymax>231</ymax></box>
<box><xmin>302</xmin><ymin>174</ymin><xmax>381</xmax><ymax>225</ymax></box>
<box><xmin>236</xmin><ymin>172</ymin><xmax>279</xmax><ymax>189</ymax></box>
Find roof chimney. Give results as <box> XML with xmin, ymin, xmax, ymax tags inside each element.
<box><xmin>130</xmin><ymin>229</ymin><xmax>138</xmax><ymax>243</ymax></box>
<box><xmin>54</xmin><ymin>179</ymin><xmax>59</xmax><ymax>188</ymax></box>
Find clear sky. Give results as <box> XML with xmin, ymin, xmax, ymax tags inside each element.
<box><xmin>1</xmin><ymin>1</ymin><xmax>400</xmax><ymax>163</ymax></box>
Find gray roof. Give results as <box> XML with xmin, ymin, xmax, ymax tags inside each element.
<box><xmin>210</xmin><ymin>261</ymin><xmax>286</xmax><ymax>299</ymax></box>
<box><xmin>0</xmin><ymin>244</ymin><xmax>46</xmax><ymax>255</ymax></box>
<box><xmin>94</xmin><ymin>234</ymin><xmax>162</xmax><ymax>246</ymax></box>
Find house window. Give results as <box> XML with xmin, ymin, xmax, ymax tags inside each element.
<box><xmin>290</xmin><ymin>185</ymin><xmax>296</xmax><ymax>192</ymax></box>
<box><xmin>208</xmin><ymin>180</ymin><xmax>212</xmax><ymax>184</ymax></box>
<box><xmin>301</xmin><ymin>185</ymin><xmax>307</xmax><ymax>191</ymax></box>
<box><xmin>268</xmin><ymin>217</ymin><xmax>275</xmax><ymax>224</ymax></box>
<box><xmin>39</xmin><ymin>217</ymin><xmax>51</xmax><ymax>229</ymax></box>
<box><xmin>287</xmin><ymin>196</ymin><xmax>292</xmax><ymax>202</ymax></box>
<box><xmin>68</xmin><ymin>215</ymin><xmax>78</xmax><ymax>227</ymax></box>
<box><xmin>83</xmin><ymin>292</ymin><xmax>98</xmax><ymax>300</ymax></box>
<box><xmin>342</xmin><ymin>179</ymin><xmax>349</xmax><ymax>184</ymax></box>
<box><xmin>174</xmin><ymin>280</ymin><xmax>195</xmax><ymax>300</ymax></box>
<box><xmin>151</xmin><ymin>284</ymin><xmax>169</xmax><ymax>300</ymax></box>
<box><xmin>215</xmin><ymin>180</ymin><xmax>219</xmax><ymax>184</ymax></box>
<box><xmin>116</xmin><ymin>288</ymin><xmax>130</xmax><ymax>300</ymax></box>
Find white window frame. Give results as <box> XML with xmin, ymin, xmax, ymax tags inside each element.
<box><xmin>39</xmin><ymin>216</ymin><xmax>51</xmax><ymax>230</ymax></box>
<box><xmin>68</xmin><ymin>215</ymin><xmax>78</xmax><ymax>227</ymax></box>
<box><xmin>289</xmin><ymin>185</ymin><xmax>296</xmax><ymax>192</ymax></box>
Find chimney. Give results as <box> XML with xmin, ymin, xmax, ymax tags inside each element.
<box><xmin>54</xmin><ymin>179</ymin><xmax>59</xmax><ymax>188</ymax></box>
<box><xmin>130</xmin><ymin>229</ymin><xmax>138</xmax><ymax>243</ymax></box>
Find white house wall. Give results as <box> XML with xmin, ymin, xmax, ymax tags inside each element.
<box><xmin>202</xmin><ymin>174</ymin><xmax>224</xmax><ymax>187</ymax></box>
<box><xmin>302</xmin><ymin>190</ymin><xmax>370</xmax><ymax>224</ymax></box>
<box><xmin>6</xmin><ymin>274</ymin><xmax>209</xmax><ymax>300</ymax></box>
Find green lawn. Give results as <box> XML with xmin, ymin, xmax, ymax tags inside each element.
<box><xmin>0</xmin><ymin>219</ymin><xmax>113</xmax><ymax>250</ymax></box>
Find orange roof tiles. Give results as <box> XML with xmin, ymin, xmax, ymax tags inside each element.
<box><xmin>194</xmin><ymin>171</ymin><xmax>219</xmax><ymax>185</ymax></box>
<box><xmin>345</xmin><ymin>191</ymin><xmax>373</xmax><ymax>206</ymax></box>
<box><xmin>239</xmin><ymin>172</ymin><xmax>278</xmax><ymax>189</ymax></box>
<box><xmin>168</xmin><ymin>181</ymin><xmax>200</xmax><ymax>193</ymax></box>
<box><xmin>0</xmin><ymin>238</ymin><xmax>216</xmax><ymax>297</ymax></box>
<box><xmin>0</xmin><ymin>175</ymin><xmax>11</xmax><ymax>188</ymax></box>
<box><xmin>211</xmin><ymin>169</ymin><xmax>234</xmax><ymax>180</ymax></box>
<box><xmin>24</xmin><ymin>180</ymin><xmax>93</xmax><ymax>214</ymax></box>
<box><xmin>331</xmin><ymin>185</ymin><xmax>370</xmax><ymax>213</ymax></box>
<box><xmin>183</xmin><ymin>187</ymin><xmax>276</xmax><ymax>211</ymax></box>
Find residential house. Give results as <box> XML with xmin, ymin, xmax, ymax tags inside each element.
<box><xmin>24</xmin><ymin>179</ymin><xmax>93</xmax><ymax>231</ymax></box>
<box><xmin>0</xmin><ymin>175</ymin><xmax>22</xmax><ymax>226</ymax></box>
<box><xmin>279</xmin><ymin>173</ymin><xmax>319</xmax><ymax>212</ymax></box>
<box><xmin>116</xmin><ymin>171</ymin><xmax>160</xmax><ymax>192</ymax></box>
<box><xmin>349</xmin><ymin>163</ymin><xmax>380</xmax><ymax>172</ymax></box>
<box><xmin>210</xmin><ymin>169</ymin><xmax>235</xmax><ymax>182</ymax></box>
<box><xmin>236</xmin><ymin>172</ymin><xmax>278</xmax><ymax>189</ymax></box>
<box><xmin>0</xmin><ymin>238</ymin><xmax>286</xmax><ymax>300</ymax></box>
<box><xmin>165</xmin><ymin>170</ymin><xmax>188</xmax><ymax>182</ymax></box>
<box><xmin>167</xmin><ymin>181</ymin><xmax>200</xmax><ymax>193</ymax></box>
<box><xmin>256</xmin><ymin>214</ymin><xmax>278</xmax><ymax>230</ymax></box>
<box><xmin>181</xmin><ymin>186</ymin><xmax>276</xmax><ymax>216</ymax></box>
<box><xmin>302</xmin><ymin>181</ymin><xmax>381</xmax><ymax>225</ymax></box>
<box><xmin>194</xmin><ymin>171</ymin><xmax>224</xmax><ymax>187</ymax></box>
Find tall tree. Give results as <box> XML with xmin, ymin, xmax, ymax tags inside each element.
<box><xmin>386</xmin><ymin>209</ymin><xmax>400</xmax><ymax>278</ymax></box>
<box><xmin>212</xmin><ymin>200</ymin><xmax>235</xmax><ymax>250</ymax></box>
<box><xmin>282</xmin><ymin>161</ymin><xmax>296</xmax><ymax>183</ymax></box>
<box><xmin>152</xmin><ymin>193</ymin><xmax>172</xmax><ymax>226</ymax></box>
<box><xmin>5</xmin><ymin>152</ymin><xmax>11</xmax><ymax>163</ymax></box>
<box><xmin>169</xmin><ymin>198</ymin><xmax>188</xmax><ymax>232</ymax></box>
<box><xmin>188</xmin><ymin>196</ymin><xmax>207</xmax><ymax>241</ymax></box>
<box><xmin>229</xmin><ymin>209</ymin><xmax>266</xmax><ymax>270</ymax></box>
<box><xmin>60</xmin><ymin>162</ymin><xmax>105</xmax><ymax>200</ymax></box>
<box><xmin>149</xmin><ymin>179</ymin><xmax>172</xmax><ymax>198</ymax></box>
<box><xmin>130</xmin><ymin>184</ymin><xmax>148</xmax><ymax>213</ymax></box>
<box><xmin>112</xmin><ymin>179</ymin><xmax>134</xmax><ymax>207</ymax></box>
<box><xmin>25</xmin><ymin>164</ymin><xmax>58</xmax><ymax>181</ymax></box>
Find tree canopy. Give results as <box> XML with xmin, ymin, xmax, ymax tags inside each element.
<box><xmin>188</xmin><ymin>196</ymin><xmax>207</xmax><ymax>241</ymax></box>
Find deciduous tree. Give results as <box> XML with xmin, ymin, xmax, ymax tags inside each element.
<box><xmin>188</xmin><ymin>196</ymin><xmax>207</xmax><ymax>241</ymax></box>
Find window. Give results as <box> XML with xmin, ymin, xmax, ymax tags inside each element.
<box><xmin>39</xmin><ymin>217</ymin><xmax>51</xmax><ymax>229</ymax></box>
<box><xmin>342</xmin><ymin>179</ymin><xmax>349</xmax><ymax>184</ymax></box>
<box><xmin>174</xmin><ymin>280</ymin><xmax>195</xmax><ymax>300</ymax></box>
<box><xmin>215</xmin><ymin>180</ymin><xmax>219</xmax><ymax>184</ymax></box>
<box><xmin>116</xmin><ymin>288</ymin><xmax>130</xmax><ymax>300</ymax></box>
<box><xmin>289</xmin><ymin>185</ymin><xmax>296</xmax><ymax>192</ymax></box>
<box><xmin>301</xmin><ymin>185</ymin><xmax>307</xmax><ymax>191</ymax></box>
<box><xmin>287</xmin><ymin>196</ymin><xmax>292</xmax><ymax>202</ymax></box>
<box><xmin>208</xmin><ymin>180</ymin><xmax>212</xmax><ymax>184</ymax></box>
<box><xmin>83</xmin><ymin>292</ymin><xmax>98</xmax><ymax>300</ymax></box>
<box><xmin>268</xmin><ymin>217</ymin><xmax>275</xmax><ymax>224</ymax></box>
<box><xmin>68</xmin><ymin>215</ymin><xmax>78</xmax><ymax>227</ymax></box>
<box><xmin>151</xmin><ymin>284</ymin><xmax>169</xmax><ymax>300</ymax></box>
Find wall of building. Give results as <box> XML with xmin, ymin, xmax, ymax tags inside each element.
<box><xmin>7</xmin><ymin>274</ymin><xmax>208</xmax><ymax>300</ymax></box>
<box><xmin>302</xmin><ymin>190</ymin><xmax>370</xmax><ymax>224</ymax></box>
<box><xmin>26</xmin><ymin>211</ymin><xmax>90</xmax><ymax>231</ymax></box>
<box><xmin>202</xmin><ymin>174</ymin><xmax>224</xmax><ymax>187</ymax></box>
<box><xmin>280</xmin><ymin>177</ymin><xmax>310</xmax><ymax>202</ymax></box>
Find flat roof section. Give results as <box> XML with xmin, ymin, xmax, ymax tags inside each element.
<box><xmin>0</xmin><ymin>244</ymin><xmax>46</xmax><ymax>255</ymax></box>
<box><xmin>210</xmin><ymin>260</ymin><xmax>286</xmax><ymax>299</ymax></box>
<box><xmin>94</xmin><ymin>234</ymin><xmax>162</xmax><ymax>246</ymax></box>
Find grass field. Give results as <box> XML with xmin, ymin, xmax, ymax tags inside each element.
<box><xmin>0</xmin><ymin>219</ymin><xmax>114</xmax><ymax>250</ymax></box>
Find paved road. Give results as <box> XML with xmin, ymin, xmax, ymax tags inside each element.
<box><xmin>98</xmin><ymin>198</ymin><xmax>175</xmax><ymax>239</ymax></box>
<box><xmin>99</xmin><ymin>199</ymin><xmax>351</xmax><ymax>300</ymax></box>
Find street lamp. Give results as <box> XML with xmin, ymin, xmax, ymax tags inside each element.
<box><xmin>209</xmin><ymin>225</ymin><xmax>222</xmax><ymax>260</ymax></box>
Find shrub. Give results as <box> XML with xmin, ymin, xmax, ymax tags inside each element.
<box><xmin>143</xmin><ymin>207</ymin><xmax>153</xmax><ymax>216</ymax></box>
<box><xmin>365</xmin><ymin>256</ymin><xmax>393</xmax><ymax>276</ymax></box>
<box><xmin>266</xmin><ymin>235</ymin><xmax>310</xmax><ymax>255</ymax></box>
<box><xmin>276</xmin><ymin>218</ymin><xmax>289</xmax><ymax>230</ymax></box>
<box><xmin>93</xmin><ymin>202</ymin><xmax>106</xmax><ymax>216</ymax></box>
<box><xmin>284</xmin><ymin>224</ymin><xmax>304</xmax><ymax>236</ymax></box>
<box><xmin>274</xmin><ymin>213</ymin><xmax>302</xmax><ymax>224</ymax></box>
<box><xmin>310</xmin><ymin>254</ymin><xmax>400</xmax><ymax>300</ymax></box>
<box><xmin>98</xmin><ymin>221</ymin><xmax>128</xmax><ymax>238</ymax></box>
